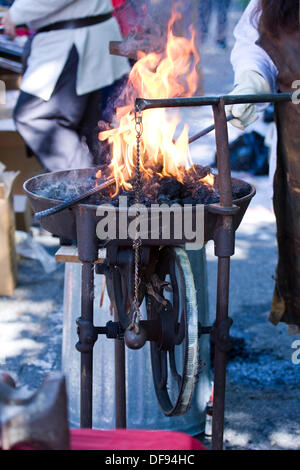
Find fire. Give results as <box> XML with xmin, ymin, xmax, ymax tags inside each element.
<box><xmin>98</xmin><ymin>10</ymin><xmax>200</xmax><ymax>195</ymax></box>
<box><xmin>200</xmin><ymin>173</ymin><xmax>215</xmax><ymax>187</ymax></box>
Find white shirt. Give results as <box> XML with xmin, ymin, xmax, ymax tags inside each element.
<box><xmin>9</xmin><ymin>0</ymin><xmax>131</xmax><ymax>101</ymax></box>
<box><xmin>230</xmin><ymin>0</ymin><xmax>278</xmax><ymax>92</ymax></box>
<box><xmin>230</xmin><ymin>0</ymin><xmax>279</xmax><ymax>201</ymax></box>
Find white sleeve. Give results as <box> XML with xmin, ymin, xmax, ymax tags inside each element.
<box><xmin>230</xmin><ymin>0</ymin><xmax>278</xmax><ymax>92</ymax></box>
<box><xmin>9</xmin><ymin>0</ymin><xmax>76</xmax><ymax>26</ymax></box>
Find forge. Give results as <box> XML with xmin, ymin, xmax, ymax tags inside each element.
<box><xmin>21</xmin><ymin>2</ymin><xmax>294</xmax><ymax>449</ymax></box>
<box><xmin>24</xmin><ymin>166</ymin><xmax>255</xmax><ymax>244</ymax></box>
<box><xmin>24</xmin><ymin>90</ymin><xmax>293</xmax><ymax>451</ymax></box>
<box><xmin>29</xmin><ymin>164</ymin><xmax>251</xmax><ymax>207</ymax></box>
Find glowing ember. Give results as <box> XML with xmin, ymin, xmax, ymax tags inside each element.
<box><xmin>199</xmin><ymin>173</ymin><xmax>215</xmax><ymax>187</ymax></box>
<box><xmin>98</xmin><ymin>9</ymin><xmax>200</xmax><ymax>195</ymax></box>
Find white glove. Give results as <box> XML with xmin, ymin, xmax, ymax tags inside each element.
<box><xmin>228</xmin><ymin>70</ymin><xmax>271</xmax><ymax>130</ymax></box>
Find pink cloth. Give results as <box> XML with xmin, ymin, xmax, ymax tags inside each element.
<box><xmin>112</xmin><ymin>0</ymin><xmax>126</xmax><ymax>8</ymax></box>
<box><xmin>10</xmin><ymin>429</ymin><xmax>206</xmax><ymax>451</ymax></box>
<box><xmin>70</xmin><ymin>429</ymin><xmax>206</xmax><ymax>451</ymax></box>
<box><xmin>112</xmin><ymin>0</ymin><xmax>143</xmax><ymax>36</ymax></box>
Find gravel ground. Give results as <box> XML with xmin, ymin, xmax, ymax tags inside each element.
<box><xmin>0</xmin><ymin>233</ymin><xmax>64</xmax><ymax>392</ymax></box>
<box><xmin>205</xmin><ymin>180</ymin><xmax>300</xmax><ymax>450</ymax></box>
<box><xmin>196</xmin><ymin>1</ymin><xmax>300</xmax><ymax>450</ymax></box>
<box><xmin>1</xmin><ymin>0</ymin><xmax>300</xmax><ymax>450</ymax></box>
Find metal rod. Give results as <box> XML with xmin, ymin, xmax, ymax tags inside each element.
<box><xmin>114</xmin><ymin>336</ymin><xmax>127</xmax><ymax>429</ymax></box>
<box><xmin>188</xmin><ymin>113</ymin><xmax>234</xmax><ymax>145</ymax></box>
<box><xmin>80</xmin><ymin>262</ymin><xmax>95</xmax><ymax>428</ymax></box>
<box><xmin>135</xmin><ymin>92</ymin><xmax>292</xmax><ymax>112</ymax></box>
<box><xmin>34</xmin><ymin>177</ymin><xmax>115</xmax><ymax>220</ymax></box>
<box><xmin>113</xmin><ymin>309</ymin><xmax>126</xmax><ymax>429</ymax></box>
<box><xmin>213</xmin><ymin>99</ymin><xmax>233</xmax><ymax>208</ymax></box>
<box><xmin>211</xmin><ymin>100</ymin><xmax>233</xmax><ymax>450</ymax></box>
<box><xmin>109</xmin><ymin>38</ymin><xmax>160</xmax><ymax>61</ymax></box>
<box><xmin>212</xmin><ymin>256</ymin><xmax>231</xmax><ymax>450</ymax></box>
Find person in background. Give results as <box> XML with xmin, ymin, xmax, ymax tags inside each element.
<box><xmin>112</xmin><ymin>0</ymin><xmax>141</xmax><ymax>37</ymax></box>
<box><xmin>2</xmin><ymin>0</ymin><xmax>130</xmax><ymax>171</ymax></box>
<box><xmin>198</xmin><ymin>0</ymin><xmax>231</xmax><ymax>49</ymax></box>
<box><xmin>228</xmin><ymin>0</ymin><xmax>300</xmax><ymax>331</ymax></box>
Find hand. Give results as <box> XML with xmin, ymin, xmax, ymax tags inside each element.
<box><xmin>228</xmin><ymin>71</ymin><xmax>271</xmax><ymax>130</ymax></box>
<box><xmin>2</xmin><ymin>12</ymin><xmax>16</xmax><ymax>38</ymax></box>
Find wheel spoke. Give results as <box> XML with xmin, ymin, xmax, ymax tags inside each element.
<box><xmin>108</xmin><ymin>268</ymin><xmax>130</xmax><ymax>328</ymax></box>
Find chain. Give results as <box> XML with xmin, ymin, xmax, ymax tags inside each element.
<box><xmin>132</xmin><ymin>109</ymin><xmax>143</xmax><ymax>327</ymax></box>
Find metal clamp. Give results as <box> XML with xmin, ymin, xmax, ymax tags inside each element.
<box><xmin>214</xmin><ymin>226</ymin><xmax>236</xmax><ymax>258</ymax></box>
<box><xmin>103</xmin><ymin>320</ymin><xmax>124</xmax><ymax>340</ymax></box>
<box><xmin>76</xmin><ymin>317</ymin><xmax>98</xmax><ymax>353</ymax></box>
<box><xmin>207</xmin><ymin>203</ymin><xmax>240</xmax><ymax>216</ymax></box>
<box><xmin>211</xmin><ymin>318</ymin><xmax>233</xmax><ymax>352</ymax></box>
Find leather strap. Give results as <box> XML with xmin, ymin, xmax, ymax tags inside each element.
<box><xmin>36</xmin><ymin>12</ymin><xmax>113</xmax><ymax>34</ymax></box>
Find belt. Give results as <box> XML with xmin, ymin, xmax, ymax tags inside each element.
<box><xmin>36</xmin><ymin>12</ymin><xmax>113</xmax><ymax>34</ymax></box>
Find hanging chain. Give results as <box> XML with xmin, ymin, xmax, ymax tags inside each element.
<box><xmin>132</xmin><ymin>109</ymin><xmax>143</xmax><ymax>328</ymax></box>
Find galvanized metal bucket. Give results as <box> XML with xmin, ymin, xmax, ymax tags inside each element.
<box><xmin>62</xmin><ymin>247</ymin><xmax>211</xmax><ymax>434</ymax></box>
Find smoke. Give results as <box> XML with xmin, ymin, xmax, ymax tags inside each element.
<box><xmin>129</xmin><ymin>0</ymin><xmax>198</xmax><ymax>37</ymax></box>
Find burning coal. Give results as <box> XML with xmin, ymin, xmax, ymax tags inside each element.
<box><xmin>33</xmin><ymin>165</ymin><xmax>251</xmax><ymax>208</ymax></box>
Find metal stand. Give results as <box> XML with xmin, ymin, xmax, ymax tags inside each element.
<box><xmin>76</xmin><ymin>208</ymin><xmax>98</xmax><ymax>429</ymax></box>
<box><xmin>73</xmin><ymin>100</ymin><xmax>236</xmax><ymax>441</ymax></box>
<box><xmin>211</xmin><ymin>100</ymin><xmax>234</xmax><ymax>450</ymax></box>
<box><xmin>114</xmin><ymin>312</ymin><xmax>127</xmax><ymax>429</ymax></box>
<box><xmin>79</xmin><ymin>262</ymin><xmax>95</xmax><ymax>428</ymax></box>
<box><xmin>133</xmin><ymin>94</ymin><xmax>264</xmax><ymax>449</ymax></box>
<box><xmin>70</xmin><ymin>92</ymin><xmax>288</xmax><ymax>444</ymax></box>
<box><xmin>75</xmin><ymin>207</ymin><xmax>128</xmax><ymax>429</ymax></box>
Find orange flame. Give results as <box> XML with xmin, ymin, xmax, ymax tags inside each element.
<box><xmin>200</xmin><ymin>173</ymin><xmax>215</xmax><ymax>187</ymax></box>
<box><xmin>98</xmin><ymin>10</ymin><xmax>200</xmax><ymax>195</ymax></box>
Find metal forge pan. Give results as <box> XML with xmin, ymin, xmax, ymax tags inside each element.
<box><xmin>24</xmin><ymin>168</ymin><xmax>255</xmax><ymax>246</ymax></box>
